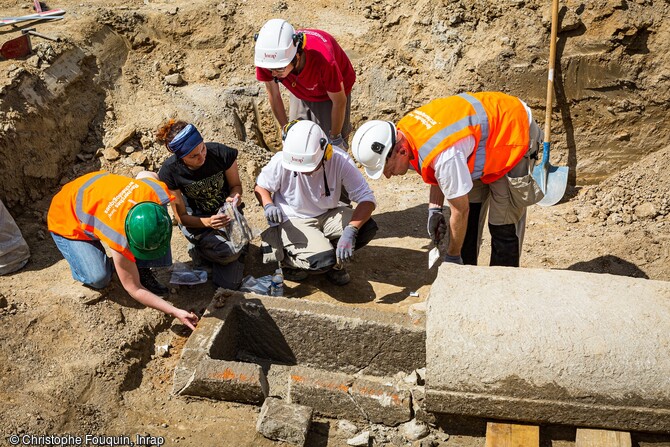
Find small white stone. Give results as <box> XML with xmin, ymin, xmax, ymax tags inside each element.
<box><xmin>400</xmin><ymin>419</ymin><xmax>429</xmax><ymax>441</ymax></box>
<box><xmin>337</xmin><ymin>419</ymin><xmax>358</xmax><ymax>437</ymax></box>
<box><xmin>347</xmin><ymin>431</ymin><xmax>370</xmax><ymax>446</ymax></box>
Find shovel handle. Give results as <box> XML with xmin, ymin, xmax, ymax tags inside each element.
<box><xmin>544</xmin><ymin>0</ymin><xmax>559</xmax><ymax>146</ymax></box>
<box><xmin>24</xmin><ymin>30</ymin><xmax>60</xmax><ymax>42</ymax></box>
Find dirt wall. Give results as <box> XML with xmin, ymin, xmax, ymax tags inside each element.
<box><xmin>1</xmin><ymin>0</ymin><xmax>669</xmax><ymax>210</ymax></box>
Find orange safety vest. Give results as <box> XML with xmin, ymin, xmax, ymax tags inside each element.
<box><xmin>48</xmin><ymin>171</ymin><xmax>174</xmax><ymax>261</ymax></box>
<box><xmin>397</xmin><ymin>92</ymin><xmax>530</xmax><ymax>185</ymax></box>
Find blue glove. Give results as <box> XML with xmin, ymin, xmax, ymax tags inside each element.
<box><xmin>427</xmin><ymin>207</ymin><xmax>447</xmax><ymax>244</ymax></box>
<box><xmin>263</xmin><ymin>203</ymin><xmax>282</xmax><ymax>225</ymax></box>
<box><xmin>336</xmin><ymin>225</ymin><xmax>358</xmax><ymax>263</ymax></box>
<box><xmin>444</xmin><ymin>254</ymin><xmax>464</xmax><ymax>265</ymax></box>
<box><xmin>329</xmin><ymin>134</ymin><xmax>348</xmax><ymax>150</ymax></box>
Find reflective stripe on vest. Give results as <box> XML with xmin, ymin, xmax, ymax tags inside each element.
<box><xmin>74</xmin><ymin>174</ymin><xmax>170</xmax><ymax>249</ymax></box>
<box><xmin>75</xmin><ymin>172</ymin><xmax>126</xmax><ymax>246</ymax></box>
<box><xmin>138</xmin><ymin>178</ymin><xmax>170</xmax><ymax>205</ymax></box>
<box><xmin>417</xmin><ymin>93</ymin><xmax>490</xmax><ymax>180</ymax></box>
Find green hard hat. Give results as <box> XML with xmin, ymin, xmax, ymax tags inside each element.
<box><xmin>124</xmin><ymin>202</ymin><xmax>172</xmax><ymax>260</ymax></box>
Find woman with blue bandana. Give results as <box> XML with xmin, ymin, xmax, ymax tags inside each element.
<box><xmin>156</xmin><ymin>120</ymin><xmax>246</xmax><ymax>290</ymax></box>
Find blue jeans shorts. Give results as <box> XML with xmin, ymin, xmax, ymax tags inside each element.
<box><xmin>51</xmin><ymin>233</ymin><xmax>171</xmax><ymax>289</ymax></box>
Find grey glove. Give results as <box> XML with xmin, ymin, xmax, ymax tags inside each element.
<box><xmin>444</xmin><ymin>254</ymin><xmax>464</xmax><ymax>265</ymax></box>
<box><xmin>329</xmin><ymin>134</ymin><xmax>348</xmax><ymax>150</ymax></box>
<box><xmin>336</xmin><ymin>225</ymin><xmax>358</xmax><ymax>263</ymax></box>
<box><xmin>427</xmin><ymin>207</ymin><xmax>447</xmax><ymax>244</ymax></box>
<box><xmin>263</xmin><ymin>203</ymin><xmax>282</xmax><ymax>225</ymax></box>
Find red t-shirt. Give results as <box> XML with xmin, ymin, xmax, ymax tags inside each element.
<box><xmin>256</xmin><ymin>29</ymin><xmax>356</xmax><ymax>102</ymax></box>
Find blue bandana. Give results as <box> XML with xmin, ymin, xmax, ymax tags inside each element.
<box><xmin>167</xmin><ymin>124</ymin><xmax>203</xmax><ymax>159</ymax></box>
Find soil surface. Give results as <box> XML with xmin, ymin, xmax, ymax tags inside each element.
<box><xmin>1</xmin><ymin>0</ymin><xmax>669</xmax><ymax>446</ymax></box>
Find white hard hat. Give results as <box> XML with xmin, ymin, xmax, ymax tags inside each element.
<box><xmin>254</xmin><ymin>19</ymin><xmax>298</xmax><ymax>69</ymax></box>
<box><xmin>282</xmin><ymin>120</ymin><xmax>328</xmax><ymax>172</ymax></box>
<box><xmin>351</xmin><ymin>120</ymin><xmax>396</xmax><ymax>179</ymax></box>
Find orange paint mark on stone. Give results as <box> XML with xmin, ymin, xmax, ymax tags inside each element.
<box><xmin>220</xmin><ymin>368</ymin><xmax>236</xmax><ymax>380</ymax></box>
<box><xmin>291</xmin><ymin>375</ymin><xmax>349</xmax><ymax>393</ymax></box>
<box><xmin>210</xmin><ymin>367</ymin><xmax>255</xmax><ymax>383</ymax></box>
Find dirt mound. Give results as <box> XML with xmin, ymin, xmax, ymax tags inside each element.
<box><xmin>577</xmin><ymin>144</ymin><xmax>670</xmax><ymax>225</ymax></box>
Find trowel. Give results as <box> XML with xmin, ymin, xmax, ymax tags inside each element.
<box><xmin>532</xmin><ymin>0</ymin><xmax>568</xmax><ymax>206</ymax></box>
<box><xmin>428</xmin><ymin>246</ymin><xmax>440</xmax><ymax>269</ymax></box>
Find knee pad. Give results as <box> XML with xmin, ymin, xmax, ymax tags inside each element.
<box><xmin>354</xmin><ymin>218</ymin><xmax>379</xmax><ymax>249</ymax></box>
<box><xmin>306</xmin><ymin>249</ymin><xmax>336</xmax><ymax>271</ymax></box>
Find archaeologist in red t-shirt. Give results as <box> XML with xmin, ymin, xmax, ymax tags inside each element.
<box><xmin>351</xmin><ymin>92</ymin><xmax>545</xmax><ymax>268</ymax></box>
<box><xmin>254</xmin><ymin>19</ymin><xmax>356</xmax><ymax>150</ymax></box>
<box><xmin>48</xmin><ymin>171</ymin><xmax>198</xmax><ymax>330</ymax></box>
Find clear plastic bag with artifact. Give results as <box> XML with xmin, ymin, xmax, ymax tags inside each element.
<box><xmin>217</xmin><ymin>198</ymin><xmax>256</xmax><ymax>254</ymax></box>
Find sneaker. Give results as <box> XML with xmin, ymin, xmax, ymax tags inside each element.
<box><xmin>138</xmin><ymin>268</ymin><xmax>169</xmax><ymax>295</ymax></box>
<box><xmin>283</xmin><ymin>267</ymin><xmax>309</xmax><ymax>282</ymax></box>
<box><xmin>325</xmin><ymin>266</ymin><xmax>350</xmax><ymax>286</ymax></box>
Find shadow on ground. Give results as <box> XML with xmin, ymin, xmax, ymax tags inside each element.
<box><xmin>567</xmin><ymin>255</ymin><xmax>649</xmax><ymax>279</ymax></box>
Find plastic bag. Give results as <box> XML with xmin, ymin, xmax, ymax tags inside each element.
<box><xmin>218</xmin><ymin>199</ymin><xmax>255</xmax><ymax>254</ymax></box>
<box><xmin>239</xmin><ymin>274</ymin><xmax>273</xmax><ymax>295</ymax></box>
<box><xmin>170</xmin><ymin>262</ymin><xmax>208</xmax><ymax>285</ymax></box>
<box><xmin>0</xmin><ymin>199</ymin><xmax>30</xmax><ymax>275</ymax></box>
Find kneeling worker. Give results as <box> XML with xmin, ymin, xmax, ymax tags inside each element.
<box><xmin>254</xmin><ymin>119</ymin><xmax>378</xmax><ymax>285</ymax></box>
<box><xmin>48</xmin><ymin>171</ymin><xmax>198</xmax><ymax>329</ymax></box>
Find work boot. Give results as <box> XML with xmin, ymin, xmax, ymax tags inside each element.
<box><xmin>282</xmin><ymin>267</ymin><xmax>309</xmax><ymax>282</ymax></box>
<box><xmin>138</xmin><ymin>268</ymin><xmax>169</xmax><ymax>295</ymax></box>
<box><xmin>325</xmin><ymin>265</ymin><xmax>350</xmax><ymax>286</ymax></box>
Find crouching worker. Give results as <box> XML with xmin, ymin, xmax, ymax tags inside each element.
<box><xmin>254</xmin><ymin>119</ymin><xmax>378</xmax><ymax>285</ymax></box>
<box><xmin>156</xmin><ymin>120</ymin><xmax>247</xmax><ymax>290</ymax></box>
<box><xmin>351</xmin><ymin>92</ymin><xmax>544</xmax><ymax>267</ymax></box>
<box><xmin>48</xmin><ymin>171</ymin><xmax>198</xmax><ymax>330</ymax></box>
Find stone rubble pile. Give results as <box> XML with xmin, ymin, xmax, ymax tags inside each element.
<box><xmin>577</xmin><ymin>145</ymin><xmax>670</xmax><ymax>226</ymax></box>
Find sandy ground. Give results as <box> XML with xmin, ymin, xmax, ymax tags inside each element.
<box><xmin>1</xmin><ymin>0</ymin><xmax>669</xmax><ymax>445</ymax></box>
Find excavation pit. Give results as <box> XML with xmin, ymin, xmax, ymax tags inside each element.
<box><xmin>173</xmin><ymin>290</ymin><xmax>426</xmax><ymax>425</ymax></box>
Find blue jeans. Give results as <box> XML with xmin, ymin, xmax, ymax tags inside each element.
<box><xmin>51</xmin><ymin>233</ymin><xmax>172</xmax><ymax>289</ymax></box>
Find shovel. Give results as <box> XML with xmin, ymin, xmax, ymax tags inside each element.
<box><xmin>0</xmin><ymin>34</ymin><xmax>32</xmax><ymax>59</ymax></box>
<box><xmin>532</xmin><ymin>0</ymin><xmax>568</xmax><ymax>207</ymax></box>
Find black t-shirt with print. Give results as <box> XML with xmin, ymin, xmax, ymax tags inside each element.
<box><xmin>158</xmin><ymin>142</ymin><xmax>238</xmax><ymax>216</ymax></box>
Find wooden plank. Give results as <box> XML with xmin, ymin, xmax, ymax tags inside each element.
<box><xmin>575</xmin><ymin>428</ymin><xmax>632</xmax><ymax>447</ymax></box>
<box><xmin>485</xmin><ymin>422</ymin><xmax>539</xmax><ymax>447</ymax></box>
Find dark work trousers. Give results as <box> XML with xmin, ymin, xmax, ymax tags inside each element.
<box><xmin>460</xmin><ymin>119</ymin><xmax>543</xmax><ymax>266</ymax></box>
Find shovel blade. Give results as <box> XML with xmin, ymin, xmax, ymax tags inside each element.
<box><xmin>0</xmin><ymin>34</ymin><xmax>31</xmax><ymax>59</ymax></box>
<box><xmin>533</xmin><ymin>163</ymin><xmax>568</xmax><ymax>207</ymax></box>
